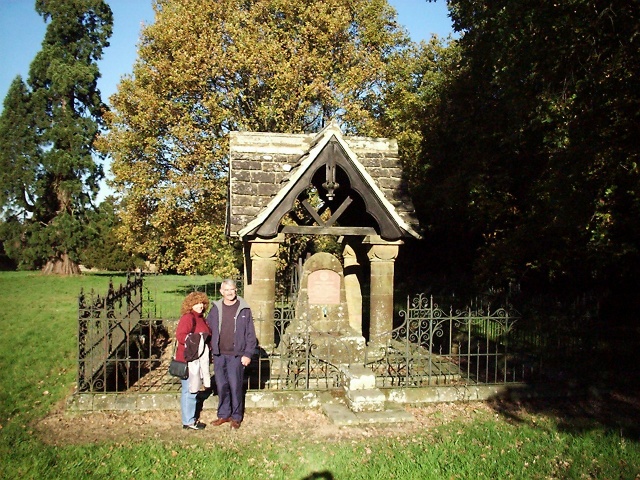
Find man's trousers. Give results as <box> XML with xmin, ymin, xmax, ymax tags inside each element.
<box><xmin>212</xmin><ymin>354</ymin><xmax>245</xmax><ymax>421</ymax></box>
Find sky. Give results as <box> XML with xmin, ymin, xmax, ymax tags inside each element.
<box><xmin>0</xmin><ymin>0</ymin><xmax>453</xmax><ymax>198</ymax></box>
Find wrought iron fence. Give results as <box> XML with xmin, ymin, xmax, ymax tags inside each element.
<box><xmin>78</xmin><ymin>276</ymin><xmax>587</xmax><ymax>394</ymax></box>
<box><xmin>76</xmin><ymin>274</ymin><xmax>245</xmax><ymax>394</ymax></box>
<box><xmin>246</xmin><ymin>293</ymin><xmax>531</xmax><ymax>391</ymax></box>
<box><xmin>77</xmin><ymin>273</ymin><xmax>172</xmax><ymax>392</ymax></box>
<box><xmin>364</xmin><ymin>293</ymin><xmax>530</xmax><ymax>387</ymax></box>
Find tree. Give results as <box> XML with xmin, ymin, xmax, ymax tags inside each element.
<box><xmin>410</xmin><ymin>0</ymin><xmax>640</xmax><ymax>297</ymax></box>
<box><xmin>102</xmin><ymin>0</ymin><xmax>410</xmax><ymax>274</ymax></box>
<box><xmin>80</xmin><ymin>196</ymin><xmax>144</xmax><ymax>271</ymax></box>
<box><xmin>0</xmin><ymin>0</ymin><xmax>113</xmax><ymax>274</ymax></box>
<box><xmin>0</xmin><ymin>77</ymin><xmax>39</xmax><ymax>214</ymax></box>
<box><xmin>378</xmin><ymin>36</ymin><xmax>461</xmax><ymax>175</ymax></box>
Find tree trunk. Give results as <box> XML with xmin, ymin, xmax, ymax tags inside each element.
<box><xmin>41</xmin><ymin>253</ymin><xmax>81</xmax><ymax>275</ymax></box>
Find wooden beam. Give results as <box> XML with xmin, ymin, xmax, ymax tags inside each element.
<box><xmin>281</xmin><ymin>226</ymin><xmax>377</xmax><ymax>235</ymax></box>
<box><xmin>301</xmin><ymin>199</ymin><xmax>325</xmax><ymax>226</ymax></box>
<box><xmin>325</xmin><ymin>196</ymin><xmax>353</xmax><ymax>227</ymax></box>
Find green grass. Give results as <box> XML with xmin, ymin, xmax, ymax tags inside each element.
<box><xmin>1</xmin><ymin>271</ymin><xmax>639</xmax><ymax>479</ymax></box>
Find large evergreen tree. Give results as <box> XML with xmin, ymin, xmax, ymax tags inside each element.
<box><xmin>0</xmin><ymin>0</ymin><xmax>112</xmax><ymax>274</ymax></box>
<box><xmin>103</xmin><ymin>0</ymin><xmax>409</xmax><ymax>274</ymax></box>
<box><xmin>0</xmin><ymin>77</ymin><xmax>39</xmax><ymax>218</ymax></box>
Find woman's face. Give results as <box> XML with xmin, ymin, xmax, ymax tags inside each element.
<box><xmin>192</xmin><ymin>302</ymin><xmax>205</xmax><ymax>314</ymax></box>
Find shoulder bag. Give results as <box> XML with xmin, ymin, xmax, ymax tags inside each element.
<box><xmin>168</xmin><ymin>315</ymin><xmax>196</xmax><ymax>379</ymax></box>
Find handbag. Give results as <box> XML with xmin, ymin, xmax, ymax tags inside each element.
<box><xmin>184</xmin><ymin>333</ymin><xmax>206</xmax><ymax>362</ymax></box>
<box><xmin>169</xmin><ymin>354</ymin><xmax>189</xmax><ymax>379</ymax></box>
<box><xmin>168</xmin><ymin>315</ymin><xmax>196</xmax><ymax>379</ymax></box>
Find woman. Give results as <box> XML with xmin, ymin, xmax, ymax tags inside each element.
<box><xmin>175</xmin><ymin>291</ymin><xmax>212</xmax><ymax>430</ymax></box>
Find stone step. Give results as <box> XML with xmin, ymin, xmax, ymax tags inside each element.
<box><xmin>345</xmin><ymin>387</ymin><xmax>386</xmax><ymax>412</ymax></box>
<box><xmin>340</xmin><ymin>364</ymin><xmax>377</xmax><ymax>390</ymax></box>
<box><xmin>322</xmin><ymin>401</ymin><xmax>415</xmax><ymax>426</ymax></box>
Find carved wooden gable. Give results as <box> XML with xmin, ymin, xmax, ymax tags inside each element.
<box><xmin>227</xmin><ymin>123</ymin><xmax>421</xmax><ymax>241</ymax></box>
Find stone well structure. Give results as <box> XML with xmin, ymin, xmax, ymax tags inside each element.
<box><xmin>226</xmin><ymin>121</ymin><xmax>421</xmax><ymax>352</ymax></box>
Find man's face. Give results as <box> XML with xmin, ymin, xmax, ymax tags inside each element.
<box><xmin>220</xmin><ymin>284</ymin><xmax>237</xmax><ymax>303</ymax></box>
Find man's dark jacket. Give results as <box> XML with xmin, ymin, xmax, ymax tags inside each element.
<box><xmin>206</xmin><ymin>296</ymin><xmax>257</xmax><ymax>358</ymax></box>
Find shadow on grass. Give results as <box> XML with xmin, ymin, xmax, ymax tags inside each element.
<box><xmin>489</xmin><ymin>386</ymin><xmax>640</xmax><ymax>441</ymax></box>
<box><xmin>487</xmin><ymin>350</ymin><xmax>640</xmax><ymax>442</ymax></box>
<box><xmin>301</xmin><ymin>472</ymin><xmax>335</xmax><ymax>480</ymax></box>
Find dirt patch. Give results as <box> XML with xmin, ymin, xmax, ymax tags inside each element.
<box><xmin>35</xmin><ymin>389</ymin><xmax>640</xmax><ymax>446</ymax></box>
<box><xmin>35</xmin><ymin>402</ymin><xmax>494</xmax><ymax>446</ymax></box>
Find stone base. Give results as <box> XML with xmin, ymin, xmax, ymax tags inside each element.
<box><xmin>341</xmin><ymin>364</ymin><xmax>376</xmax><ymax>390</ymax></box>
<box><xmin>67</xmin><ymin>392</ymin><xmax>180</xmax><ymax>411</ymax></box>
<box><xmin>340</xmin><ymin>364</ymin><xmax>385</xmax><ymax>412</ymax></box>
<box><xmin>282</xmin><ymin>331</ymin><xmax>366</xmax><ymax>364</ymax></box>
<box><xmin>345</xmin><ymin>388</ymin><xmax>386</xmax><ymax>412</ymax></box>
<box><xmin>321</xmin><ymin>396</ymin><xmax>415</xmax><ymax>426</ymax></box>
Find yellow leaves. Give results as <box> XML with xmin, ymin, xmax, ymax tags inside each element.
<box><xmin>102</xmin><ymin>0</ymin><xmax>410</xmax><ymax>272</ymax></box>
<box><xmin>174</xmin><ymin>223</ymin><xmax>240</xmax><ymax>276</ymax></box>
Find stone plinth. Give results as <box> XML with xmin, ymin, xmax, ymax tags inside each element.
<box><xmin>341</xmin><ymin>364</ymin><xmax>376</xmax><ymax>390</ymax></box>
<box><xmin>340</xmin><ymin>364</ymin><xmax>385</xmax><ymax>412</ymax></box>
<box><xmin>291</xmin><ymin>252</ymin><xmax>366</xmax><ymax>365</ymax></box>
<box><xmin>344</xmin><ymin>388</ymin><xmax>386</xmax><ymax>413</ymax></box>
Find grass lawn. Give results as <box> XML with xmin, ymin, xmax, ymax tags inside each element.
<box><xmin>0</xmin><ymin>271</ymin><xmax>639</xmax><ymax>479</ymax></box>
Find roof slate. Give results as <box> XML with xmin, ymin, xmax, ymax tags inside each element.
<box><xmin>227</xmin><ymin>125</ymin><xmax>421</xmax><ymax>239</ymax></box>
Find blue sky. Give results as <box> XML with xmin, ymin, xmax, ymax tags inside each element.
<box><xmin>0</xmin><ymin>0</ymin><xmax>453</xmax><ymax>111</ymax></box>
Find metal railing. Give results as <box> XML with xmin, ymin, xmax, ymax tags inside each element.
<box><xmin>364</xmin><ymin>293</ymin><xmax>528</xmax><ymax>387</ymax></box>
<box><xmin>77</xmin><ymin>276</ymin><xmax>597</xmax><ymax>394</ymax></box>
<box><xmin>77</xmin><ymin>274</ymin><xmax>171</xmax><ymax>392</ymax></box>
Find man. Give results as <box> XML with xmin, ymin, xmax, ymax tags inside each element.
<box><xmin>206</xmin><ymin>278</ymin><xmax>257</xmax><ymax>429</ymax></box>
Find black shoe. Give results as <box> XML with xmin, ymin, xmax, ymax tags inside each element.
<box><xmin>183</xmin><ymin>422</ymin><xmax>206</xmax><ymax>430</ymax></box>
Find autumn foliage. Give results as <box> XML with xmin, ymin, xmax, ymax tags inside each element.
<box><xmin>102</xmin><ymin>0</ymin><xmax>409</xmax><ymax>275</ymax></box>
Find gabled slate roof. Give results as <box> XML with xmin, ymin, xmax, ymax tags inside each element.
<box><xmin>227</xmin><ymin>122</ymin><xmax>421</xmax><ymax>240</ymax></box>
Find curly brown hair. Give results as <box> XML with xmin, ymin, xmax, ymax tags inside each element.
<box><xmin>180</xmin><ymin>291</ymin><xmax>210</xmax><ymax>315</ymax></box>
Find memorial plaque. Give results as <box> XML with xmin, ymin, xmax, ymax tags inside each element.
<box><xmin>308</xmin><ymin>269</ymin><xmax>341</xmax><ymax>305</ymax></box>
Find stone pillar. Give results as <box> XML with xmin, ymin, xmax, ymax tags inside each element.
<box><xmin>342</xmin><ymin>243</ymin><xmax>362</xmax><ymax>335</ymax></box>
<box><xmin>243</xmin><ymin>235</ymin><xmax>283</xmax><ymax>349</ymax></box>
<box><xmin>365</xmin><ymin>236</ymin><xmax>402</xmax><ymax>342</ymax></box>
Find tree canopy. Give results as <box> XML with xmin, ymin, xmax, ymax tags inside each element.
<box><xmin>103</xmin><ymin>0</ymin><xmax>410</xmax><ymax>274</ymax></box>
<box><xmin>3</xmin><ymin>0</ymin><xmax>635</xmax><ymax>303</ymax></box>
<box><xmin>0</xmin><ymin>0</ymin><xmax>113</xmax><ymax>274</ymax></box>
<box><xmin>410</xmin><ymin>0</ymin><xmax>640</xmax><ymax>297</ymax></box>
